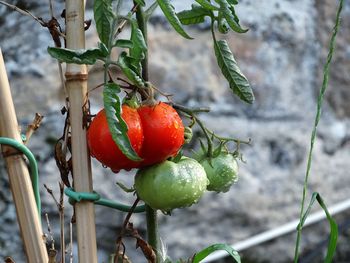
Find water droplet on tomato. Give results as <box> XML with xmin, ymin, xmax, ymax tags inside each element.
<box><xmin>173</xmin><ymin>121</ymin><xmax>179</xmax><ymax>129</ymax></box>
<box><xmin>111</xmin><ymin>168</ymin><xmax>120</xmax><ymax>173</ymax></box>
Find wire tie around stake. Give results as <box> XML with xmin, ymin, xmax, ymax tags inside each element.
<box><xmin>64</xmin><ymin>187</ymin><xmax>146</xmax><ymax>213</ymax></box>
<box><xmin>2</xmin><ymin>135</ymin><xmax>27</xmax><ymax>157</ymax></box>
<box><xmin>2</xmin><ymin>148</ymin><xmax>23</xmax><ymax>158</ymax></box>
<box><xmin>65</xmin><ymin>187</ymin><xmax>100</xmax><ymax>203</ymax></box>
<box><xmin>65</xmin><ymin>72</ymin><xmax>88</xmax><ymax>81</ymax></box>
<box><xmin>0</xmin><ymin>137</ymin><xmax>41</xmax><ymax>216</ymax></box>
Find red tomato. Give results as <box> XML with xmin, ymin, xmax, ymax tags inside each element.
<box><xmin>138</xmin><ymin>102</ymin><xmax>185</xmax><ymax>166</ymax></box>
<box><xmin>87</xmin><ymin>105</ymin><xmax>143</xmax><ymax>173</ymax></box>
<box><xmin>87</xmin><ymin>102</ymin><xmax>184</xmax><ymax>172</ymax></box>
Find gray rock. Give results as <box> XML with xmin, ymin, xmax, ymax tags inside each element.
<box><xmin>316</xmin><ymin>0</ymin><xmax>350</xmax><ymax>118</ymax></box>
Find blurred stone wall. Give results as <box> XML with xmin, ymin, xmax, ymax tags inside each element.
<box><xmin>0</xmin><ymin>1</ymin><xmax>349</xmax><ymax>262</ymax></box>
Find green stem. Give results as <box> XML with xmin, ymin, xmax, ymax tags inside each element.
<box><xmin>196</xmin><ymin>117</ymin><xmax>213</xmax><ymax>157</ymax></box>
<box><xmin>135</xmin><ymin>3</ymin><xmax>148</xmax><ymax>82</ymax></box>
<box><xmin>205</xmin><ymin>128</ymin><xmax>251</xmax><ymax>145</ymax></box>
<box><xmin>293</xmin><ymin>1</ymin><xmax>343</xmax><ymax>262</ymax></box>
<box><xmin>136</xmin><ymin>4</ymin><xmax>160</xmax><ymax>261</ymax></box>
<box><xmin>171</xmin><ymin>103</ymin><xmax>210</xmax><ymax>114</ymax></box>
<box><xmin>145</xmin><ymin>205</ymin><xmax>160</xmax><ymax>261</ymax></box>
<box><xmin>171</xmin><ymin>104</ymin><xmax>213</xmax><ymax>157</ymax></box>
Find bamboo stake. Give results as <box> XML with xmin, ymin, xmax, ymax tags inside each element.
<box><xmin>64</xmin><ymin>1</ymin><xmax>98</xmax><ymax>262</ymax></box>
<box><xmin>0</xmin><ymin>49</ymin><xmax>48</xmax><ymax>263</ymax></box>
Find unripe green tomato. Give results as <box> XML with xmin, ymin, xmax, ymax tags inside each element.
<box><xmin>200</xmin><ymin>153</ymin><xmax>238</xmax><ymax>193</ymax></box>
<box><xmin>134</xmin><ymin>157</ymin><xmax>208</xmax><ymax>212</ymax></box>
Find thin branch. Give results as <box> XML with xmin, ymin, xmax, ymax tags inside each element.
<box><xmin>24</xmin><ymin>113</ymin><xmax>44</xmax><ymax>144</ymax></box>
<box><xmin>148</xmin><ymin>83</ymin><xmax>173</xmax><ymax>101</ymax></box>
<box><xmin>44</xmin><ymin>184</ymin><xmax>60</xmax><ymax>207</ymax></box>
<box><xmin>4</xmin><ymin>257</ymin><xmax>16</xmax><ymax>263</ymax></box>
<box><xmin>171</xmin><ymin>103</ymin><xmax>210</xmax><ymax>114</ymax></box>
<box><xmin>68</xmin><ymin>220</ymin><xmax>73</xmax><ymax>263</ymax></box>
<box><xmin>48</xmin><ymin>0</ymin><xmax>54</xmax><ymax>17</ymax></box>
<box><xmin>115</xmin><ymin>198</ymin><xmax>140</xmax><ymax>262</ymax></box>
<box><xmin>114</xmin><ymin>3</ymin><xmax>139</xmax><ymax>37</ymax></box>
<box><xmin>59</xmin><ymin>182</ymin><xmax>66</xmax><ymax>263</ymax></box>
<box><xmin>0</xmin><ymin>1</ymin><xmax>45</xmax><ymax>25</ymax></box>
<box><xmin>45</xmin><ymin>213</ymin><xmax>56</xmax><ymax>250</ymax></box>
<box><xmin>44</xmin><ymin>183</ymin><xmax>66</xmax><ymax>263</ymax></box>
<box><xmin>205</xmin><ymin>128</ymin><xmax>252</xmax><ymax>145</ymax></box>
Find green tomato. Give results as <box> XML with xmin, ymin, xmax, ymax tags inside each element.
<box><xmin>200</xmin><ymin>153</ymin><xmax>238</xmax><ymax>193</ymax></box>
<box><xmin>134</xmin><ymin>157</ymin><xmax>208</xmax><ymax>212</ymax></box>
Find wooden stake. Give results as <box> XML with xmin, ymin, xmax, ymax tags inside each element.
<box><xmin>65</xmin><ymin>1</ymin><xmax>98</xmax><ymax>262</ymax></box>
<box><xmin>0</xmin><ymin>49</ymin><xmax>48</xmax><ymax>263</ymax></box>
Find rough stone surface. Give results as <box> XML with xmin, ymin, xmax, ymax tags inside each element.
<box><xmin>0</xmin><ymin>1</ymin><xmax>350</xmax><ymax>263</ymax></box>
<box><xmin>316</xmin><ymin>0</ymin><xmax>350</xmax><ymax>119</ymax></box>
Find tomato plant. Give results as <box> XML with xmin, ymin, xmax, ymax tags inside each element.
<box><xmin>88</xmin><ymin>102</ymin><xmax>185</xmax><ymax>172</ymax></box>
<box><xmin>46</xmin><ymin>0</ymin><xmax>256</xmax><ymax>261</ymax></box>
<box><xmin>134</xmin><ymin>157</ymin><xmax>208</xmax><ymax>212</ymax></box>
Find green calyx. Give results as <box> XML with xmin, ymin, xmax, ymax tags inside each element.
<box><xmin>123</xmin><ymin>93</ymin><xmax>141</xmax><ymax>109</ymax></box>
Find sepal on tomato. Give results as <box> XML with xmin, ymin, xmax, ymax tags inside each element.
<box><xmin>123</xmin><ymin>93</ymin><xmax>141</xmax><ymax>109</ymax></box>
<box><xmin>184</xmin><ymin>126</ymin><xmax>193</xmax><ymax>144</ymax></box>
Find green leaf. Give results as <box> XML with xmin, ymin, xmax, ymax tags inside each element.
<box><xmin>129</xmin><ymin>20</ymin><xmax>148</xmax><ymax>73</ymax></box>
<box><xmin>212</xmin><ymin>143</ymin><xmax>223</xmax><ymax>158</ymax></box>
<box><xmin>192</xmin><ymin>244</ymin><xmax>241</xmax><ymax>263</ymax></box>
<box><xmin>318</xmin><ymin>198</ymin><xmax>338</xmax><ymax>263</ymax></box>
<box><xmin>47</xmin><ymin>47</ymin><xmax>105</xmax><ymax>64</ymax></box>
<box><xmin>217</xmin><ymin>11</ymin><xmax>229</xmax><ymax>34</ymax></box>
<box><xmin>298</xmin><ymin>193</ymin><xmax>338</xmax><ymax>263</ymax></box>
<box><xmin>214</xmin><ymin>40</ymin><xmax>254</xmax><ymax>103</ymax></box>
<box><xmin>98</xmin><ymin>42</ymin><xmax>109</xmax><ymax>57</ymax></box>
<box><xmin>114</xmin><ymin>39</ymin><xmax>134</xmax><ymax>49</ymax></box>
<box><xmin>116</xmin><ymin>181</ymin><xmax>135</xmax><ymax>193</ymax></box>
<box><xmin>117</xmin><ymin>52</ymin><xmax>145</xmax><ymax>88</ymax></box>
<box><xmin>145</xmin><ymin>1</ymin><xmax>159</xmax><ymax>20</ymax></box>
<box><xmin>199</xmin><ymin>139</ymin><xmax>207</xmax><ymax>154</ymax></box>
<box><xmin>133</xmin><ymin>0</ymin><xmax>145</xmax><ymax>7</ymax></box>
<box><xmin>103</xmin><ymin>82</ymin><xmax>142</xmax><ymax>161</ymax></box>
<box><xmin>195</xmin><ymin>0</ymin><xmax>220</xmax><ymax>11</ymax></box>
<box><xmin>227</xmin><ymin>0</ymin><xmax>238</xmax><ymax>5</ymax></box>
<box><xmin>215</xmin><ymin>0</ymin><xmax>248</xmax><ymax>33</ymax></box>
<box><xmin>94</xmin><ymin>0</ymin><xmax>115</xmax><ymax>46</ymax></box>
<box><xmin>156</xmin><ymin>0</ymin><xmax>193</xmax><ymax>39</ymax></box>
<box><xmin>177</xmin><ymin>4</ymin><xmax>211</xmax><ymax>25</ymax></box>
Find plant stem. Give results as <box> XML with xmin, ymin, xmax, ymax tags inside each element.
<box><xmin>195</xmin><ymin>116</ymin><xmax>213</xmax><ymax>157</ymax></box>
<box><xmin>135</xmin><ymin>4</ymin><xmax>148</xmax><ymax>82</ymax></box>
<box><xmin>145</xmin><ymin>205</ymin><xmax>160</xmax><ymax>261</ymax></box>
<box><xmin>136</xmin><ymin>3</ymin><xmax>160</xmax><ymax>261</ymax></box>
<box><xmin>205</xmin><ymin>128</ymin><xmax>251</xmax><ymax>145</ymax></box>
<box><xmin>293</xmin><ymin>1</ymin><xmax>343</xmax><ymax>262</ymax></box>
<box><xmin>172</xmin><ymin>104</ymin><xmax>213</xmax><ymax>157</ymax></box>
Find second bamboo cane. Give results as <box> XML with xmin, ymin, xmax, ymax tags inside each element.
<box><xmin>65</xmin><ymin>0</ymin><xmax>98</xmax><ymax>262</ymax></box>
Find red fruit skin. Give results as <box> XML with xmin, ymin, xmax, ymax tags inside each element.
<box><xmin>87</xmin><ymin>105</ymin><xmax>143</xmax><ymax>172</ymax></box>
<box><xmin>138</xmin><ymin>102</ymin><xmax>185</xmax><ymax>166</ymax></box>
